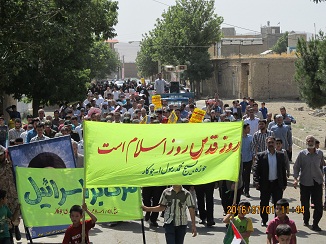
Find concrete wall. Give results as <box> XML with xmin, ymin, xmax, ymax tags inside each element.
<box><xmin>208</xmin><ymin>57</ymin><xmax>300</xmax><ymax>100</ymax></box>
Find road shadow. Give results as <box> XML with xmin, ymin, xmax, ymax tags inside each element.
<box><xmin>96</xmin><ymin>221</ymin><xmax>145</xmax><ymax>234</ymax></box>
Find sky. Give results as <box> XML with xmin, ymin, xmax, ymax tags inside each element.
<box><xmin>114</xmin><ymin>0</ymin><xmax>326</xmax><ymax>62</ymax></box>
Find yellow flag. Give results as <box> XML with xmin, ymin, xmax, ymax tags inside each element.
<box><xmin>168</xmin><ymin>110</ymin><xmax>178</xmax><ymax>124</ymax></box>
<box><xmin>189</xmin><ymin>108</ymin><xmax>206</xmax><ymax>123</ymax></box>
<box><xmin>139</xmin><ymin>115</ymin><xmax>148</xmax><ymax>124</ymax></box>
<box><xmin>152</xmin><ymin>95</ymin><xmax>162</xmax><ymax>109</ymax></box>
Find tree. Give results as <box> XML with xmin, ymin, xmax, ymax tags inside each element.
<box><xmin>313</xmin><ymin>0</ymin><xmax>325</xmax><ymax>3</ymax></box>
<box><xmin>136</xmin><ymin>0</ymin><xmax>223</xmax><ymax>96</ymax></box>
<box><xmin>272</xmin><ymin>32</ymin><xmax>288</xmax><ymax>54</ymax></box>
<box><xmin>0</xmin><ymin>0</ymin><xmax>118</xmax><ymax>115</ymax></box>
<box><xmin>295</xmin><ymin>33</ymin><xmax>326</xmax><ymax>108</ymax></box>
<box><xmin>136</xmin><ymin>34</ymin><xmax>159</xmax><ymax>79</ymax></box>
<box><xmin>88</xmin><ymin>41</ymin><xmax>120</xmax><ymax>80</ymax></box>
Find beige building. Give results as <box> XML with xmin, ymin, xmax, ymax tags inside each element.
<box><xmin>203</xmin><ymin>56</ymin><xmax>300</xmax><ymax>100</ymax></box>
<box><xmin>209</xmin><ymin>25</ymin><xmax>283</xmax><ymax>58</ymax></box>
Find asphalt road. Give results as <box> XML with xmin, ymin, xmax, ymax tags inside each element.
<box><xmin>13</xmin><ymin>144</ymin><xmax>326</xmax><ymax>244</ymax></box>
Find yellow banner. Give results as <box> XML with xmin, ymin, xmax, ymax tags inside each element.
<box><xmin>151</xmin><ymin>95</ymin><xmax>162</xmax><ymax>109</ymax></box>
<box><xmin>84</xmin><ymin>121</ymin><xmax>243</xmax><ymax>187</ymax></box>
<box><xmin>189</xmin><ymin>108</ymin><xmax>206</xmax><ymax>123</ymax></box>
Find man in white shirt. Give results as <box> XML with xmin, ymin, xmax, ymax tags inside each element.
<box><xmin>244</xmin><ymin>108</ymin><xmax>260</xmax><ymax>135</ymax></box>
<box><xmin>30</xmin><ymin>123</ymin><xmax>50</xmax><ymax>142</ymax></box>
<box><xmin>154</xmin><ymin>73</ymin><xmax>168</xmax><ymax>94</ymax></box>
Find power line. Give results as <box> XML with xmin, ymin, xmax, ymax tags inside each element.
<box><xmin>152</xmin><ymin>0</ymin><xmax>170</xmax><ymax>7</ymax></box>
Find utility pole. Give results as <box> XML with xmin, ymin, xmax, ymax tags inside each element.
<box><xmin>122</xmin><ymin>55</ymin><xmax>125</xmax><ymax>80</ymax></box>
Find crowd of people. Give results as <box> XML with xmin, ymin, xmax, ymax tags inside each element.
<box><xmin>0</xmin><ymin>73</ymin><xmax>325</xmax><ymax>244</ymax></box>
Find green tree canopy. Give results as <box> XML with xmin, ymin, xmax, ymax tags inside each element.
<box><xmin>295</xmin><ymin>33</ymin><xmax>326</xmax><ymax>108</ymax></box>
<box><xmin>136</xmin><ymin>0</ymin><xmax>223</xmax><ymax>96</ymax></box>
<box><xmin>272</xmin><ymin>32</ymin><xmax>288</xmax><ymax>54</ymax></box>
<box><xmin>0</xmin><ymin>0</ymin><xmax>118</xmax><ymax>115</ymax></box>
<box><xmin>136</xmin><ymin>34</ymin><xmax>159</xmax><ymax>78</ymax></box>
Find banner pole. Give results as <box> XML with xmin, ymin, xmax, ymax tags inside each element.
<box><xmin>232</xmin><ymin>181</ymin><xmax>239</xmax><ymax>205</ymax></box>
<box><xmin>25</xmin><ymin>226</ymin><xmax>33</xmax><ymax>244</ymax></box>
<box><xmin>81</xmin><ymin>186</ymin><xmax>86</xmax><ymax>244</ymax></box>
<box><xmin>81</xmin><ymin>121</ymin><xmax>86</xmax><ymax>244</ymax></box>
<box><xmin>233</xmin><ymin>121</ymin><xmax>243</xmax><ymax>205</ymax></box>
<box><xmin>141</xmin><ymin>219</ymin><xmax>146</xmax><ymax>244</ymax></box>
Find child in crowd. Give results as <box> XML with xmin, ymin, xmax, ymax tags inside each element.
<box><xmin>259</xmin><ymin>102</ymin><xmax>268</xmax><ymax>119</ymax></box>
<box><xmin>266</xmin><ymin>198</ymin><xmax>297</xmax><ymax>244</ymax></box>
<box><xmin>275</xmin><ymin>138</ymin><xmax>290</xmax><ymax>178</ymax></box>
<box><xmin>0</xmin><ymin>190</ymin><xmax>20</xmax><ymax>244</ymax></box>
<box><xmin>275</xmin><ymin>224</ymin><xmax>292</xmax><ymax>244</ymax></box>
<box><xmin>223</xmin><ymin>199</ymin><xmax>254</xmax><ymax>244</ymax></box>
<box><xmin>62</xmin><ymin>203</ymin><xmax>97</xmax><ymax>244</ymax></box>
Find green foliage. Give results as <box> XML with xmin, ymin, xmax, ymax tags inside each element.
<box><xmin>295</xmin><ymin>33</ymin><xmax>326</xmax><ymax>108</ymax></box>
<box><xmin>136</xmin><ymin>0</ymin><xmax>223</xmax><ymax>94</ymax></box>
<box><xmin>88</xmin><ymin>41</ymin><xmax>119</xmax><ymax>80</ymax></box>
<box><xmin>0</xmin><ymin>0</ymin><xmax>118</xmax><ymax>114</ymax></box>
<box><xmin>272</xmin><ymin>32</ymin><xmax>288</xmax><ymax>54</ymax></box>
<box><xmin>136</xmin><ymin>35</ymin><xmax>159</xmax><ymax>78</ymax></box>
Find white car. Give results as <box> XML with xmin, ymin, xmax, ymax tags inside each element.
<box><xmin>114</xmin><ymin>80</ymin><xmax>125</xmax><ymax>88</ymax></box>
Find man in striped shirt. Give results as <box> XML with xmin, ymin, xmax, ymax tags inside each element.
<box><xmin>252</xmin><ymin>120</ymin><xmax>274</xmax><ymax>155</ymax></box>
<box><xmin>8</xmin><ymin>118</ymin><xmax>24</xmax><ymax>141</ymax></box>
<box><xmin>142</xmin><ymin>185</ymin><xmax>197</xmax><ymax>243</ymax></box>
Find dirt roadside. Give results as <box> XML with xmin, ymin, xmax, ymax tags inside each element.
<box><xmin>221</xmin><ymin>99</ymin><xmax>326</xmax><ymax>148</ymax></box>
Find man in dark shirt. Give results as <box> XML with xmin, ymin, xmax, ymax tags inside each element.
<box><xmin>0</xmin><ymin>116</ymin><xmax>8</xmax><ymax>147</ymax></box>
<box><xmin>6</xmin><ymin>105</ymin><xmax>21</xmax><ymax>120</ymax></box>
<box><xmin>293</xmin><ymin>135</ymin><xmax>325</xmax><ymax>231</ymax></box>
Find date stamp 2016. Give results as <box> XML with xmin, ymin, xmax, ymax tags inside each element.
<box><xmin>226</xmin><ymin>205</ymin><xmax>304</xmax><ymax>215</ymax></box>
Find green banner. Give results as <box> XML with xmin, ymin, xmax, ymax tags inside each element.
<box><xmin>16</xmin><ymin>167</ymin><xmax>142</xmax><ymax>227</ymax></box>
<box><xmin>84</xmin><ymin>121</ymin><xmax>243</xmax><ymax>188</ymax></box>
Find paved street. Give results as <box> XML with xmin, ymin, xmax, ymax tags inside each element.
<box><xmin>14</xmin><ymin>144</ymin><xmax>325</xmax><ymax>244</ymax></box>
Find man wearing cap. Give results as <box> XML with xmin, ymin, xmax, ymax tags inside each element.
<box><xmin>30</xmin><ymin>123</ymin><xmax>50</xmax><ymax>142</ymax></box>
<box><xmin>225</xmin><ymin>109</ymin><xmax>235</xmax><ymax>122</ymax></box>
<box><xmin>8</xmin><ymin>118</ymin><xmax>25</xmax><ymax>141</ymax></box>
<box><xmin>0</xmin><ymin>145</ymin><xmax>21</xmax><ymax>242</ymax></box>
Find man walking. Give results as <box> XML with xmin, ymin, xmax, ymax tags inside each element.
<box><xmin>253</xmin><ymin>119</ymin><xmax>274</xmax><ymax>154</ymax></box>
<box><xmin>242</xmin><ymin>123</ymin><xmax>254</xmax><ymax>197</ymax></box>
<box><xmin>270</xmin><ymin>115</ymin><xmax>292</xmax><ymax>161</ymax></box>
<box><xmin>142</xmin><ymin>185</ymin><xmax>197</xmax><ymax>244</ymax></box>
<box><xmin>293</xmin><ymin>135</ymin><xmax>325</xmax><ymax>231</ymax></box>
<box><xmin>253</xmin><ymin>136</ymin><xmax>287</xmax><ymax>227</ymax></box>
